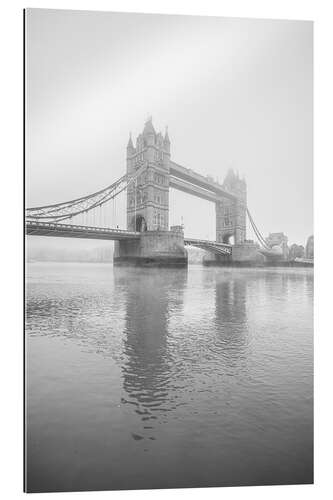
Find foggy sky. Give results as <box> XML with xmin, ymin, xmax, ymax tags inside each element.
<box><xmin>26</xmin><ymin>9</ymin><xmax>313</xmax><ymax>247</ymax></box>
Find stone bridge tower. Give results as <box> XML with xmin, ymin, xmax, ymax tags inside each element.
<box><xmin>216</xmin><ymin>169</ymin><xmax>247</xmax><ymax>245</ymax></box>
<box><xmin>126</xmin><ymin>118</ymin><xmax>170</xmax><ymax>232</ymax></box>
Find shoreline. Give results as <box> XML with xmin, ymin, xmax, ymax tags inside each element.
<box><xmin>26</xmin><ymin>259</ymin><xmax>314</xmax><ymax>269</ymax></box>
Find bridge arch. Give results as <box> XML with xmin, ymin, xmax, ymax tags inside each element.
<box><xmin>184</xmin><ymin>240</ymin><xmax>232</xmax><ymax>258</ymax></box>
<box><xmin>221</xmin><ymin>233</ymin><xmax>234</xmax><ymax>245</ymax></box>
<box><xmin>133</xmin><ymin>214</ymin><xmax>147</xmax><ymax>232</ymax></box>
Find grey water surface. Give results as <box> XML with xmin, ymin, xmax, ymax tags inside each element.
<box><xmin>25</xmin><ymin>263</ymin><xmax>313</xmax><ymax>492</ymax></box>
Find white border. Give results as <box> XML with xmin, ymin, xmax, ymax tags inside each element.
<box><xmin>1</xmin><ymin>1</ymin><xmax>332</xmax><ymax>499</ymax></box>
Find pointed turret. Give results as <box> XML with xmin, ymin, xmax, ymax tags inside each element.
<box><xmin>224</xmin><ymin>168</ymin><xmax>237</xmax><ymax>185</ymax></box>
<box><xmin>143</xmin><ymin>116</ymin><xmax>156</xmax><ymax>137</ymax></box>
<box><xmin>142</xmin><ymin>116</ymin><xmax>156</xmax><ymax>147</ymax></box>
<box><xmin>164</xmin><ymin>126</ymin><xmax>170</xmax><ymax>144</ymax></box>
<box><xmin>164</xmin><ymin>126</ymin><xmax>170</xmax><ymax>153</ymax></box>
<box><xmin>127</xmin><ymin>133</ymin><xmax>135</xmax><ymax>154</ymax></box>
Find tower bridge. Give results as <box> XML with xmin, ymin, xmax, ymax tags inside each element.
<box><xmin>26</xmin><ymin>118</ymin><xmax>259</xmax><ymax>266</ymax></box>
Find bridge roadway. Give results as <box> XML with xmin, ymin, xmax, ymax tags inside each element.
<box><xmin>26</xmin><ymin>220</ymin><xmax>141</xmax><ymax>240</ymax></box>
<box><xmin>26</xmin><ymin>221</ymin><xmax>232</xmax><ymax>255</ymax></box>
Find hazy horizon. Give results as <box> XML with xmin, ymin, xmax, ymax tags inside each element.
<box><xmin>26</xmin><ymin>9</ymin><xmax>313</xmax><ymax>248</ymax></box>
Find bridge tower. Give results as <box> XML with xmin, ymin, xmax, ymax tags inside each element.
<box><xmin>126</xmin><ymin>118</ymin><xmax>170</xmax><ymax>232</ymax></box>
<box><xmin>216</xmin><ymin>169</ymin><xmax>247</xmax><ymax>245</ymax></box>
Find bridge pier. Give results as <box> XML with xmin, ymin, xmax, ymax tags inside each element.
<box><xmin>203</xmin><ymin>242</ymin><xmax>264</xmax><ymax>266</ymax></box>
<box><xmin>113</xmin><ymin>229</ymin><xmax>188</xmax><ymax>267</ymax></box>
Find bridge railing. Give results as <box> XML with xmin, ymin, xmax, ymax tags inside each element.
<box><xmin>184</xmin><ymin>238</ymin><xmax>232</xmax><ymax>256</ymax></box>
<box><xmin>184</xmin><ymin>237</ymin><xmax>231</xmax><ymax>248</ymax></box>
<box><xmin>25</xmin><ymin>220</ymin><xmax>140</xmax><ymax>236</ymax></box>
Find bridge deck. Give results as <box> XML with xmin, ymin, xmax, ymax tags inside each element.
<box><xmin>26</xmin><ymin>221</ymin><xmax>232</xmax><ymax>255</ymax></box>
<box><xmin>25</xmin><ymin>221</ymin><xmax>140</xmax><ymax>240</ymax></box>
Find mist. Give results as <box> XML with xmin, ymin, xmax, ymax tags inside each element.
<box><xmin>26</xmin><ymin>9</ymin><xmax>312</xmax><ymax>248</ymax></box>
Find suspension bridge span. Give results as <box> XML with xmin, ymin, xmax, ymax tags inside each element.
<box><xmin>26</xmin><ymin>118</ymin><xmax>265</xmax><ymax>266</ymax></box>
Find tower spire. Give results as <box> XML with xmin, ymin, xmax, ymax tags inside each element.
<box><xmin>164</xmin><ymin>126</ymin><xmax>170</xmax><ymax>154</ymax></box>
<box><xmin>127</xmin><ymin>132</ymin><xmax>134</xmax><ymax>152</ymax></box>
<box><xmin>143</xmin><ymin>116</ymin><xmax>156</xmax><ymax>137</ymax></box>
<box><xmin>164</xmin><ymin>126</ymin><xmax>170</xmax><ymax>144</ymax></box>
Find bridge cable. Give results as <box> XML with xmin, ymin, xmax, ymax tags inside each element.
<box><xmin>26</xmin><ymin>166</ymin><xmax>145</xmax><ymax>225</ymax></box>
<box><xmin>246</xmin><ymin>209</ymin><xmax>270</xmax><ymax>249</ymax></box>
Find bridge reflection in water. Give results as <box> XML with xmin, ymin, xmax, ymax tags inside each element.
<box><xmin>117</xmin><ymin>268</ymin><xmax>187</xmax><ymax>440</ymax></box>
<box><xmin>117</xmin><ymin>268</ymin><xmax>250</xmax><ymax>445</ymax></box>
<box><xmin>26</xmin><ymin>264</ymin><xmax>313</xmax><ymax>491</ymax></box>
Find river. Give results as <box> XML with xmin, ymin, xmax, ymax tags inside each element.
<box><xmin>25</xmin><ymin>262</ymin><xmax>313</xmax><ymax>492</ymax></box>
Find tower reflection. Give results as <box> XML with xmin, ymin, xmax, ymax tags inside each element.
<box><xmin>211</xmin><ymin>272</ymin><xmax>250</xmax><ymax>373</ymax></box>
<box><xmin>113</xmin><ymin>267</ymin><xmax>187</xmax><ymax>433</ymax></box>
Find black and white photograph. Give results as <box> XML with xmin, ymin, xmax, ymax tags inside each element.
<box><xmin>24</xmin><ymin>8</ymin><xmax>313</xmax><ymax>493</ymax></box>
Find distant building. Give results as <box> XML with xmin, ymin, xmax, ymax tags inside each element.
<box><xmin>305</xmin><ymin>235</ymin><xmax>314</xmax><ymax>259</ymax></box>
<box><xmin>288</xmin><ymin>244</ymin><xmax>305</xmax><ymax>261</ymax></box>
<box><xmin>266</xmin><ymin>232</ymin><xmax>289</xmax><ymax>260</ymax></box>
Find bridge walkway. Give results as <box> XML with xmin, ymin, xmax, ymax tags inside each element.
<box><xmin>26</xmin><ymin>221</ymin><xmax>232</xmax><ymax>255</ymax></box>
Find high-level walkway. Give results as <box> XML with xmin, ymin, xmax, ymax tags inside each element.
<box><xmin>169</xmin><ymin>161</ymin><xmax>236</xmax><ymax>203</ymax></box>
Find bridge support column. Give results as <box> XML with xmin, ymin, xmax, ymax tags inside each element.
<box><xmin>126</xmin><ymin>118</ymin><xmax>170</xmax><ymax>233</ymax></box>
<box><xmin>216</xmin><ymin>169</ymin><xmax>247</xmax><ymax>245</ymax></box>
<box><xmin>203</xmin><ymin>242</ymin><xmax>264</xmax><ymax>266</ymax></box>
<box><xmin>114</xmin><ymin>229</ymin><xmax>188</xmax><ymax>267</ymax></box>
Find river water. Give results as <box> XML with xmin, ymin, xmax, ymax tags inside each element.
<box><xmin>25</xmin><ymin>263</ymin><xmax>313</xmax><ymax>492</ymax></box>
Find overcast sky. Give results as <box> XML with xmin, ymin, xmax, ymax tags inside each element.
<box><xmin>26</xmin><ymin>9</ymin><xmax>312</xmax><ymax>247</ymax></box>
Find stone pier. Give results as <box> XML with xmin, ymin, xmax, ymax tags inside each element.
<box><xmin>113</xmin><ymin>229</ymin><xmax>188</xmax><ymax>267</ymax></box>
<box><xmin>203</xmin><ymin>242</ymin><xmax>264</xmax><ymax>266</ymax></box>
